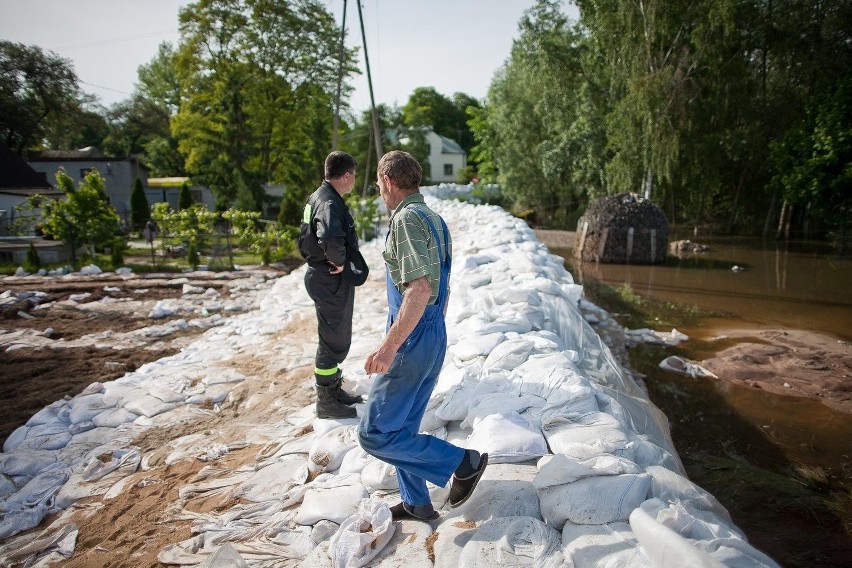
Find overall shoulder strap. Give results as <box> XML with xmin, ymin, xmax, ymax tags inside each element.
<box><xmin>408</xmin><ymin>205</ymin><xmax>451</xmax><ymax>268</ymax></box>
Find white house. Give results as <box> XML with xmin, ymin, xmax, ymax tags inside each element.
<box><xmin>27</xmin><ymin>147</ymin><xmax>149</xmax><ymax>224</ymax></box>
<box><xmin>425</xmin><ymin>131</ymin><xmax>466</xmax><ymax>184</ymax></box>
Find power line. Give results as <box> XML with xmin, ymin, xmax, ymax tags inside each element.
<box><xmin>79</xmin><ymin>80</ymin><xmax>134</xmax><ymax>98</ymax></box>
<box><xmin>50</xmin><ymin>29</ymin><xmax>178</xmax><ymax>52</ymax></box>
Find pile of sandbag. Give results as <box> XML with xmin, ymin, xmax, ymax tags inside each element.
<box><xmin>0</xmin><ymin>188</ymin><xmax>779</xmax><ymax>568</ymax></box>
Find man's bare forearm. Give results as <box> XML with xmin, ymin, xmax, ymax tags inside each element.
<box><xmin>383</xmin><ymin>276</ymin><xmax>431</xmax><ymax>352</ymax></box>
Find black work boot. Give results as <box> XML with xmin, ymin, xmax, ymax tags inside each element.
<box><xmin>332</xmin><ymin>372</ymin><xmax>364</xmax><ymax>406</ymax></box>
<box><xmin>315</xmin><ymin>382</ymin><xmax>357</xmax><ymax>419</ymax></box>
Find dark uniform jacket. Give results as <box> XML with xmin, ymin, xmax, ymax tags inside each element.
<box><xmin>298</xmin><ymin>181</ymin><xmax>358</xmax><ymax>269</ymax></box>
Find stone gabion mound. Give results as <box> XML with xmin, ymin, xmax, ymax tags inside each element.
<box><xmin>574</xmin><ymin>193</ymin><xmax>668</xmax><ymax>264</ymax></box>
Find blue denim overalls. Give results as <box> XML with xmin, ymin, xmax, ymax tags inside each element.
<box><xmin>358</xmin><ymin>207</ymin><xmax>465</xmax><ymax>507</ymax></box>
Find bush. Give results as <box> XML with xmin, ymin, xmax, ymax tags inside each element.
<box><xmin>110</xmin><ymin>237</ymin><xmax>125</xmax><ymax>268</ymax></box>
<box><xmin>23</xmin><ymin>242</ymin><xmax>41</xmax><ymax>273</ymax></box>
<box><xmin>186</xmin><ymin>241</ymin><xmax>200</xmax><ymax>270</ymax></box>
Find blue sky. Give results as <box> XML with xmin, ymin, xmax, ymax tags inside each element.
<box><xmin>0</xmin><ymin>0</ymin><xmax>578</xmax><ymax>112</ymax></box>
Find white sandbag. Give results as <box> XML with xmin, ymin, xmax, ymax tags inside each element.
<box><xmin>328</xmin><ymin>500</ymin><xmax>394</xmax><ymax>568</ymax></box>
<box><xmin>482</xmin><ymin>337</ymin><xmax>535</xmax><ymax>371</ymax></box>
<box><xmin>3</xmin><ymin>425</ymin><xmax>30</xmax><ymax>453</ymax></box>
<box><xmin>25</xmin><ymin>401</ymin><xmax>66</xmax><ymax>427</ymax></box>
<box><xmin>0</xmin><ymin>450</ymin><xmax>57</xmax><ymax>477</ymax></box>
<box><xmin>464</xmin><ymin>412</ymin><xmax>547</xmax><ymax>464</ymax></box>
<box><xmin>123</xmin><ymin>394</ymin><xmax>178</xmax><ymax>418</ymax></box>
<box><xmin>361</xmin><ymin>460</ymin><xmax>398</xmax><ymax>491</ymax></box>
<box><xmin>452</xmin><ymin>478</ymin><xmax>540</xmax><ymax>524</ymax></box>
<box><xmin>17</xmin><ymin>430</ymin><xmax>71</xmax><ymax>452</ymax></box>
<box><xmin>308</xmin><ymin>426</ymin><xmax>358</xmax><ymax>475</ymax></box>
<box><xmin>629</xmin><ymin>506</ymin><xmax>727</xmax><ymax>568</ymax></box>
<box><xmin>1</xmin><ymin>522</ymin><xmax>78</xmax><ymax>567</ymax></box>
<box><xmin>337</xmin><ymin>446</ymin><xmax>373</xmax><ymax>475</ymax></box>
<box><xmin>457</xmin><ymin>516</ymin><xmax>563</xmax><ymax>567</ymax></box>
<box><xmin>449</xmin><ymin>332</ymin><xmax>505</xmax><ymax>361</ymax></box>
<box><xmin>639</xmin><ymin>498</ymin><xmax>780</xmax><ymax>568</ymax></box>
<box><xmin>68</xmin><ymin>394</ymin><xmax>115</xmax><ymax>424</ymax></box>
<box><xmin>461</xmin><ymin>392</ymin><xmax>543</xmax><ymax>429</ymax></box>
<box><xmin>534</xmin><ymin>453</ymin><xmax>642</xmax><ymax>489</ymax></box>
<box><xmin>479</xmin><ymin>312</ymin><xmax>533</xmax><ymax>335</ymax></box>
<box><xmin>542</xmin><ymin>412</ymin><xmax>631</xmax><ymax>459</ymax></box>
<box><xmin>538</xmin><ymin>381</ymin><xmax>599</xmax><ymax>425</ymax></box>
<box><xmin>147</xmin><ymin>386</ymin><xmax>186</xmax><ymax>403</ymax></box>
<box><xmin>538</xmin><ymin>473</ymin><xmax>651</xmax><ymax>528</ymax></box>
<box><xmin>313</xmin><ymin>416</ymin><xmax>359</xmax><ymax>437</ymax></box>
<box><xmin>630</xmin><ymin>436</ymin><xmax>680</xmax><ymax>471</ymax></box>
<box><xmin>562</xmin><ymin>520</ymin><xmax>651</xmax><ymax>567</ymax></box>
<box><xmin>235</xmin><ymin>458</ymin><xmax>309</xmax><ymax>503</ymax></box>
<box><xmin>295</xmin><ymin>481</ymin><xmax>369</xmax><ymax>525</ymax></box>
<box><xmin>68</xmin><ymin>421</ymin><xmax>95</xmax><ymax>435</ymax></box>
<box><xmin>91</xmin><ymin>407</ymin><xmax>139</xmax><ymax>428</ymax></box>
<box><xmin>494</xmin><ymin>287</ymin><xmax>541</xmax><ymax>306</ymax></box>
<box><xmin>512</xmin><ymin>355</ymin><xmax>585</xmax><ymax>400</ymax></box>
<box><xmin>203</xmin><ymin>367</ymin><xmax>246</xmax><ymax>386</ymax></box>
<box><xmin>434</xmin><ymin>367</ymin><xmax>513</xmax><ymax>422</ymax></box>
<box><xmin>81</xmin><ymin>448</ymin><xmax>140</xmax><ymax>482</ymax></box>
<box><xmin>432</xmin><ymin>519</ymin><xmax>478</xmax><ymax>568</ymax></box>
<box><xmin>645</xmin><ymin>465</ymin><xmax>732</xmax><ymax>523</ymax></box>
<box><xmin>201</xmin><ymin>543</ymin><xmax>248</xmax><ymax>567</ymax></box>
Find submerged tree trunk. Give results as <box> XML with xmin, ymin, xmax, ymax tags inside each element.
<box><xmin>763</xmin><ymin>192</ymin><xmax>778</xmax><ymax>238</ymax></box>
<box><xmin>726</xmin><ymin>168</ymin><xmax>747</xmax><ymax>234</ymax></box>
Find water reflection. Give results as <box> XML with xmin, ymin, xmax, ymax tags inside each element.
<box><xmin>571</xmin><ymin>237</ymin><xmax>852</xmax><ymax>341</ymax></box>
<box><xmin>551</xmin><ymin>235</ymin><xmax>852</xmax><ymax>475</ymax></box>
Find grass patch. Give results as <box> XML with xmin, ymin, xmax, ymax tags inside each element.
<box><xmin>579</xmin><ymin>278</ymin><xmax>710</xmax><ymax>329</ymax></box>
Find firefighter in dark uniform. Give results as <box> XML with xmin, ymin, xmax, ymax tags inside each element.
<box><xmin>298</xmin><ymin>151</ymin><xmax>366</xmax><ymax>418</ymax></box>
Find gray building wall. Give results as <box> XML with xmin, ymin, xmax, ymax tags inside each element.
<box><xmin>28</xmin><ymin>159</ymin><xmax>148</xmax><ymax>223</ymax></box>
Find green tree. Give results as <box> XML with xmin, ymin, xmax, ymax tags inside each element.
<box><xmin>172</xmin><ymin>0</ymin><xmax>357</xmax><ymax>211</ymax></box>
<box><xmin>401</xmin><ymin>87</ymin><xmax>480</xmax><ymax>154</ymax></box>
<box><xmin>130</xmin><ymin>177</ymin><xmax>150</xmax><ymax>231</ymax></box>
<box><xmin>179</xmin><ymin>180</ymin><xmax>193</xmax><ymax>209</ymax></box>
<box><xmin>472</xmin><ymin>0</ymin><xmax>592</xmax><ymax>225</ymax></box>
<box><xmin>40</xmin><ymin>169</ymin><xmax>121</xmax><ymax>264</ymax></box>
<box><xmin>135</xmin><ymin>42</ymin><xmax>185</xmax><ymax>176</ymax></box>
<box><xmin>0</xmin><ymin>41</ymin><xmax>85</xmax><ymax>155</ymax></box>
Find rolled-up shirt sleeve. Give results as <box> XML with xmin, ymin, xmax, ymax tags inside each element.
<box><xmin>396</xmin><ymin>212</ymin><xmax>432</xmax><ymax>286</ymax></box>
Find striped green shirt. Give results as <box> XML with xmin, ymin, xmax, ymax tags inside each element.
<box><xmin>384</xmin><ymin>193</ymin><xmax>451</xmax><ymax>305</ymax></box>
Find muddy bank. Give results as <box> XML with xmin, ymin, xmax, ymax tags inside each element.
<box><xmin>695</xmin><ymin>329</ymin><xmax>852</xmax><ymax>413</ymax></box>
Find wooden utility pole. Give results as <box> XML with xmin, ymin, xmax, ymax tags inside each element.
<box><xmin>356</xmin><ymin>0</ymin><xmax>383</xmax><ymax>159</ymax></box>
<box><xmin>331</xmin><ymin>0</ymin><xmax>347</xmax><ymax>150</ymax></box>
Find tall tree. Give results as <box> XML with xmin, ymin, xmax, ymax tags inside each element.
<box><xmin>472</xmin><ymin>0</ymin><xmax>593</xmax><ymax>224</ymax></box>
<box><xmin>172</xmin><ymin>0</ymin><xmax>357</xmax><ymax>211</ymax></box>
<box><xmin>0</xmin><ymin>41</ymin><xmax>84</xmax><ymax>155</ymax></box>
<box><xmin>130</xmin><ymin>177</ymin><xmax>150</xmax><ymax>230</ymax></box>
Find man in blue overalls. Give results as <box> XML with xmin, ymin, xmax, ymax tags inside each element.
<box><xmin>359</xmin><ymin>151</ymin><xmax>488</xmax><ymax>521</ymax></box>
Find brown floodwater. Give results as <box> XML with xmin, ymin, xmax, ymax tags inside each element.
<box><xmin>571</xmin><ymin>237</ymin><xmax>852</xmax><ymax>342</ymax></box>
<box><xmin>556</xmin><ymin>236</ymin><xmax>852</xmax><ymax>475</ymax></box>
